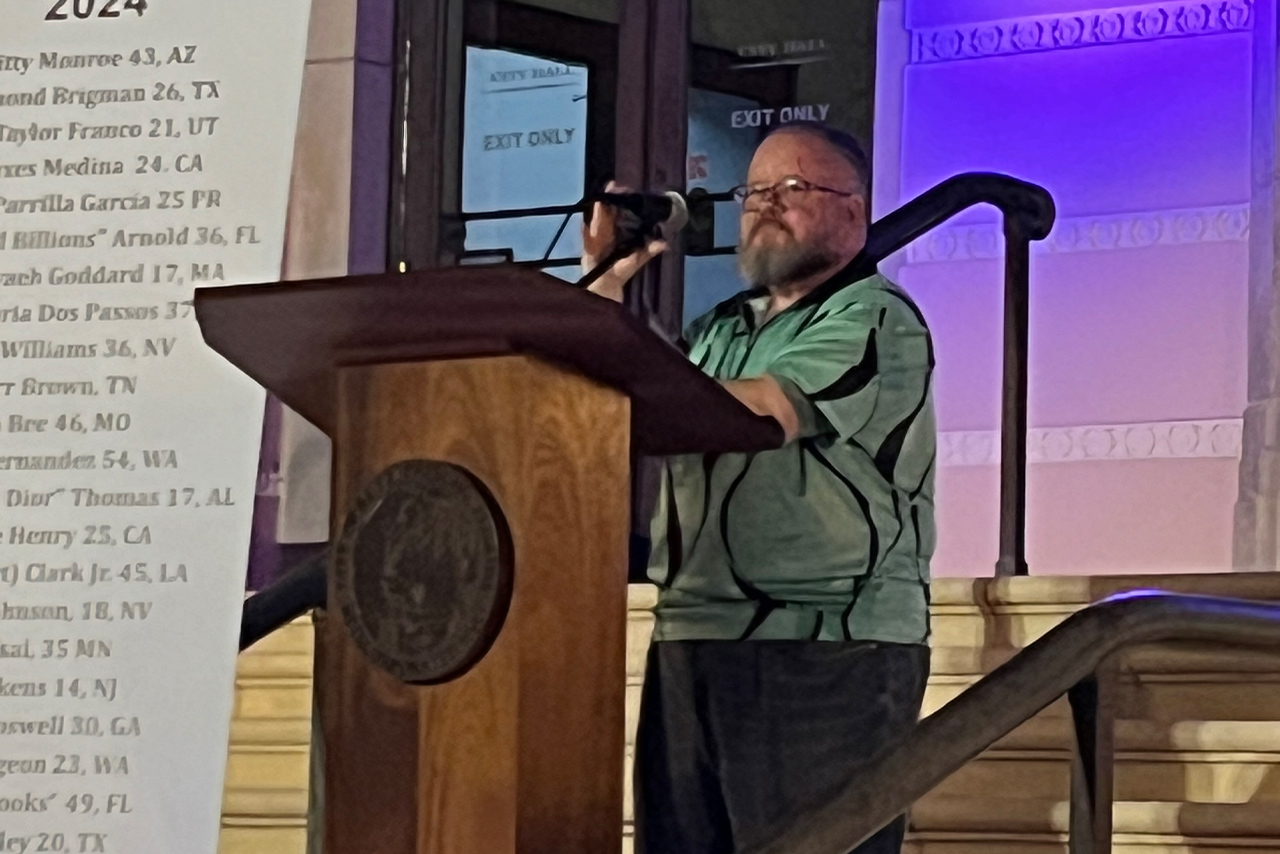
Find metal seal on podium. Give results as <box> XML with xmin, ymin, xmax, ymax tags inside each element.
<box><xmin>334</xmin><ymin>459</ymin><xmax>513</xmax><ymax>684</ymax></box>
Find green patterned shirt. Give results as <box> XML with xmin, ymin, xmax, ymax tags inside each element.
<box><xmin>647</xmin><ymin>269</ymin><xmax>935</xmax><ymax>644</ymax></box>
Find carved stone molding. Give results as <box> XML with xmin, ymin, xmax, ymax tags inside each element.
<box><xmin>904</xmin><ymin>203</ymin><xmax>1249</xmax><ymax>264</ymax></box>
<box><xmin>939</xmin><ymin>418</ymin><xmax>1243</xmax><ymax>467</ymax></box>
<box><xmin>912</xmin><ymin>0</ymin><xmax>1252</xmax><ymax>64</ymax></box>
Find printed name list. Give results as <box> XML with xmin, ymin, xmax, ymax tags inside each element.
<box><xmin>0</xmin><ymin>2</ymin><xmax>312</xmax><ymax>853</ymax></box>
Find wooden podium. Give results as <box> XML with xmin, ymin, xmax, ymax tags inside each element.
<box><xmin>195</xmin><ymin>267</ymin><xmax>782</xmax><ymax>854</ymax></box>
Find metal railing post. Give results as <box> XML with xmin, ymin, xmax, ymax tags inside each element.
<box><xmin>1068</xmin><ymin>662</ymin><xmax>1117</xmax><ymax>854</ymax></box>
<box><xmin>996</xmin><ymin>218</ymin><xmax>1032</xmax><ymax>577</ymax></box>
<box><xmin>854</xmin><ymin>173</ymin><xmax>1053</xmax><ymax>577</ymax></box>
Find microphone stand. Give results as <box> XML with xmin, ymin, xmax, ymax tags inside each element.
<box><xmin>574</xmin><ymin>232</ymin><xmax>650</xmax><ymax>290</ymax></box>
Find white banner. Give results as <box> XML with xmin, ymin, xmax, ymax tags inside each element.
<box><xmin>0</xmin><ymin>2</ymin><xmax>312</xmax><ymax>853</ymax></box>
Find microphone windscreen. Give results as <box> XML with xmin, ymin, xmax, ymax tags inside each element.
<box><xmin>663</xmin><ymin>191</ymin><xmax>689</xmax><ymax>234</ymax></box>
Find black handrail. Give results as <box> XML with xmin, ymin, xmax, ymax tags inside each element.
<box><xmin>239</xmin><ymin>549</ymin><xmax>328</xmax><ymax>651</ymax></box>
<box><xmin>864</xmin><ymin>172</ymin><xmax>1055</xmax><ymax>260</ymax></box>
<box><xmin>742</xmin><ymin>591</ymin><xmax>1280</xmax><ymax>854</ymax></box>
<box><xmin>866</xmin><ymin>172</ymin><xmax>1055</xmax><ymax>576</ymax></box>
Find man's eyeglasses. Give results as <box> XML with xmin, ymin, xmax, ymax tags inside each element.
<box><xmin>731</xmin><ymin>176</ymin><xmax>855</xmax><ymax>210</ymax></box>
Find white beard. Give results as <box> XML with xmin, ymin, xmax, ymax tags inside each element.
<box><xmin>738</xmin><ymin>235</ymin><xmax>839</xmax><ymax>289</ymax></box>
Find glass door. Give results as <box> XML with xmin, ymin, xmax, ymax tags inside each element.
<box><xmin>392</xmin><ymin>0</ymin><xmax>622</xmax><ymax>274</ymax></box>
<box><xmin>458</xmin><ymin>1</ymin><xmax>621</xmax><ymax>278</ymax></box>
<box><xmin>459</xmin><ymin>45</ymin><xmax>591</xmax><ymax>278</ymax></box>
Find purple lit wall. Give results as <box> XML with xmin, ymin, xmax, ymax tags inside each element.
<box><xmin>874</xmin><ymin>0</ymin><xmax>1256</xmax><ymax>576</ymax></box>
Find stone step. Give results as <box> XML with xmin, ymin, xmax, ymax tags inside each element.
<box><xmin>628</xmin><ymin>575</ymin><xmax>1280</xmax><ymax>663</ymax></box>
<box><xmin>933</xmin><ymin>750</ymin><xmax>1280</xmax><ymax>805</ymax></box>
<box><xmin>628</xmin><ymin>679</ymin><xmax>1280</xmax><ymax>751</ymax></box>
<box><xmin>622</xmin><ymin>721</ymin><xmax>1280</xmax><ymax>824</ymax></box>
<box><xmin>622</xmin><ymin>801</ymin><xmax>1280</xmax><ymax>854</ymax></box>
<box><xmin>222</xmin><ymin>744</ymin><xmax>310</xmax><ymax>817</ymax></box>
<box><xmin>994</xmin><ymin>716</ymin><xmax>1280</xmax><ymax>754</ymax></box>
<box><xmin>928</xmin><ymin>574</ymin><xmax>1280</xmax><ymax>613</ymax></box>
<box><xmin>927</xmin><ymin>644</ymin><xmax>1280</xmax><ymax>679</ymax></box>
<box><xmin>926</xmin><ymin>679</ymin><xmax>1280</xmax><ymax>732</ymax></box>
<box><xmin>911</xmin><ymin>795</ymin><xmax>1280</xmax><ymax>840</ymax></box>
<box><xmin>221</xmin><ymin>618</ymin><xmax>313</xmax><ymax>854</ymax></box>
<box><xmin>904</xmin><ymin>832</ymin><xmax>1280</xmax><ymax>854</ymax></box>
<box><xmin>219</xmin><ymin>822</ymin><xmax>308</xmax><ymax>854</ymax></box>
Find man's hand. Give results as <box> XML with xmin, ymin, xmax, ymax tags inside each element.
<box><xmin>721</xmin><ymin>376</ymin><xmax>801</xmax><ymax>443</ymax></box>
<box><xmin>582</xmin><ymin>181</ymin><xmax>667</xmax><ymax>302</ymax></box>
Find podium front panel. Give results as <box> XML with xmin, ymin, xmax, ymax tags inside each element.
<box><xmin>320</xmin><ymin>354</ymin><xmax>630</xmax><ymax>854</ymax></box>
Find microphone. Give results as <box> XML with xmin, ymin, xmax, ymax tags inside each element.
<box><xmin>575</xmin><ymin>189</ymin><xmax>688</xmax><ymax>290</ymax></box>
<box><xmin>591</xmin><ymin>190</ymin><xmax>689</xmax><ymax>236</ymax></box>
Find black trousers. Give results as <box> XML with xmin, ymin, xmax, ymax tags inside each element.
<box><xmin>634</xmin><ymin>640</ymin><xmax>930</xmax><ymax>854</ymax></box>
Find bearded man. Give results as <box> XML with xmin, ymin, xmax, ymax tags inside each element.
<box><xmin>584</xmin><ymin>122</ymin><xmax>936</xmax><ymax>854</ymax></box>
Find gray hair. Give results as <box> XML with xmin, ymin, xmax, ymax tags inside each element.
<box><xmin>764</xmin><ymin>121</ymin><xmax>871</xmax><ymax>200</ymax></box>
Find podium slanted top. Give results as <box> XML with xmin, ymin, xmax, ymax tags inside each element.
<box><xmin>194</xmin><ymin>266</ymin><xmax>784</xmax><ymax>455</ymax></box>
